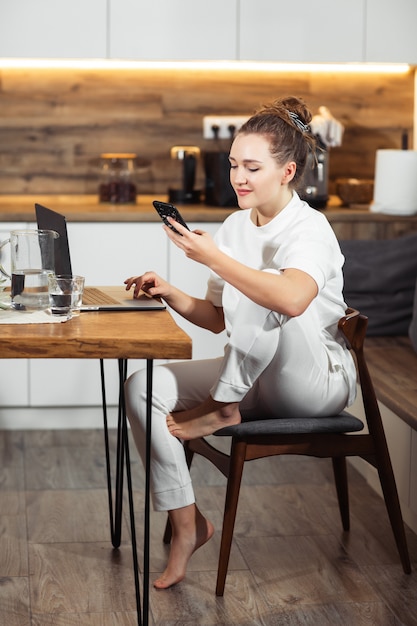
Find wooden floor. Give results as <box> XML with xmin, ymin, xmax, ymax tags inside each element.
<box><xmin>1</xmin><ymin>428</ymin><xmax>417</xmax><ymax>626</ymax></box>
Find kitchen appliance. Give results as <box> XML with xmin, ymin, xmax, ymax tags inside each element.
<box><xmin>168</xmin><ymin>146</ymin><xmax>201</xmax><ymax>204</ymax></box>
<box><xmin>204</xmin><ymin>151</ymin><xmax>238</xmax><ymax>207</ymax></box>
<box><xmin>299</xmin><ymin>106</ymin><xmax>344</xmax><ymax>210</ymax></box>
<box><xmin>299</xmin><ymin>137</ymin><xmax>329</xmax><ymax>209</ymax></box>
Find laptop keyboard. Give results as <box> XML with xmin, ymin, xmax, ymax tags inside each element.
<box><xmin>82</xmin><ymin>287</ymin><xmax>120</xmax><ymax>306</ymax></box>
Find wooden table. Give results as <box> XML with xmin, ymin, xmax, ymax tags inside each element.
<box><xmin>0</xmin><ymin>306</ymin><xmax>191</xmax><ymax>360</ymax></box>
<box><xmin>0</xmin><ymin>301</ymin><xmax>192</xmax><ymax>626</ymax></box>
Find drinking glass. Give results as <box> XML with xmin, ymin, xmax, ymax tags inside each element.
<box><xmin>48</xmin><ymin>275</ymin><xmax>85</xmax><ymax>317</ymax></box>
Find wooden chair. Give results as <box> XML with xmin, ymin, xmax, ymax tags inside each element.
<box><xmin>163</xmin><ymin>308</ymin><xmax>411</xmax><ymax>595</ymax></box>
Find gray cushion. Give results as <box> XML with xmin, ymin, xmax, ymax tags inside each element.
<box><xmin>340</xmin><ymin>234</ymin><xmax>417</xmax><ymax>336</ymax></box>
<box><xmin>213</xmin><ymin>411</ymin><xmax>364</xmax><ymax>438</ymax></box>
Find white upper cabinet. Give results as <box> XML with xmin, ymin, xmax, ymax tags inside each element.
<box><xmin>365</xmin><ymin>0</ymin><xmax>417</xmax><ymax>63</ymax></box>
<box><xmin>238</xmin><ymin>0</ymin><xmax>365</xmax><ymax>63</ymax></box>
<box><xmin>109</xmin><ymin>0</ymin><xmax>238</xmax><ymax>60</ymax></box>
<box><xmin>1</xmin><ymin>0</ymin><xmax>416</xmax><ymax>65</ymax></box>
<box><xmin>0</xmin><ymin>0</ymin><xmax>107</xmax><ymax>58</ymax></box>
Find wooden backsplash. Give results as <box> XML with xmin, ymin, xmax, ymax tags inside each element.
<box><xmin>0</xmin><ymin>66</ymin><xmax>414</xmax><ymax>196</ymax></box>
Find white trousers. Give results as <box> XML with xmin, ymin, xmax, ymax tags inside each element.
<box><xmin>125</xmin><ymin>293</ymin><xmax>353</xmax><ymax>511</ymax></box>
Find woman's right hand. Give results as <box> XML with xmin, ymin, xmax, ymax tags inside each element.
<box><xmin>125</xmin><ymin>271</ymin><xmax>224</xmax><ymax>333</ymax></box>
<box><xmin>124</xmin><ymin>271</ymin><xmax>172</xmax><ymax>301</ymax></box>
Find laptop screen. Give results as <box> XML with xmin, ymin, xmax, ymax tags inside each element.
<box><xmin>35</xmin><ymin>203</ymin><xmax>73</xmax><ymax>276</ymax></box>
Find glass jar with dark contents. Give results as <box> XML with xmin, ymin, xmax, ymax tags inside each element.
<box><xmin>99</xmin><ymin>153</ymin><xmax>137</xmax><ymax>204</ymax></box>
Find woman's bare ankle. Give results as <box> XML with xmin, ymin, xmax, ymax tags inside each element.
<box><xmin>154</xmin><ymin>506</ymin><xmax>214</xmax><ymax>589</ymax></box>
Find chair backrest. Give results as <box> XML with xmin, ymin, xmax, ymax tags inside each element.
<box><xmin>339</xmin><ymin>308</ymin><xmax>384</xmax><ymax>438</ymax></box>
<box><xmin>339</xmin><ymin>307</ymin><xmax>367</xmax><ymax>352</ymax></box>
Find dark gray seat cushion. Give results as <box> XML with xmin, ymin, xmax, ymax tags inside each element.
<box><xmin>214</xmin><ymin>411</ymin><xmax>364</xmax><ymax>438</ymax></box>
<box><xmin>340</xmin><ymin>234</ymin><xmax>417</xmax><ymax>336</ymax></box>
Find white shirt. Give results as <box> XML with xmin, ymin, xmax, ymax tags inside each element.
<box><xmin>206</xmin><ymin>192</ymin><xmax>357</xmax><ymax>403</ymax></box>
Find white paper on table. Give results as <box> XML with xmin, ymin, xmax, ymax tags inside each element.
<box><xmin>0</xmin><ymin>308</ymin><xmax>69</xmax><ymax>324</ymax></box>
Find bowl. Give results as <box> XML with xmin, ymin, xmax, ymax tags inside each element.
<box><xmin>336</xmin><ymin>178</ymin><xmax>374</xmax><ymax>206</ymax></box>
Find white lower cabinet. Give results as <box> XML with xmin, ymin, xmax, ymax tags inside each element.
<box><xmin>29</xmin><ymin>359</ymin><xmax>120</xmax><ymax>407</ymax></box>
<box><xmin>0</xmin><ymin>361</ymin><xmax>30</xmax><ymax>408</ymax></box>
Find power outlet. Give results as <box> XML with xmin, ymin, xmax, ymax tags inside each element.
<box><xmin>203</xmin><ymin>115</ymin><xmax>249</xmax><ymax>140</ymax></box>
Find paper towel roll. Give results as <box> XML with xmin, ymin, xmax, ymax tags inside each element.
<box><xmin>372</xmin><ymin>149</ymin><xmax>417</xmax><ymax>215</ymax></box>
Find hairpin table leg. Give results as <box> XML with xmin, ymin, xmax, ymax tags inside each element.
<box><xmin>100</xmin><ymin>358</ymin><xmax>125</xmax><ymax>549</ymax></box>
<box><xmin>100</xmin><ymin>358</ymin><xmax>152</xmax><ymax>626</ymax></box>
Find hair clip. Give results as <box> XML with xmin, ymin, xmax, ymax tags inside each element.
<box><xmin>288</xmin><ymin>111</ymin><xmax>310</xmax><ymax>134</ymax></box>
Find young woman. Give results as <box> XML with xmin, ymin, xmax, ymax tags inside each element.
<box><xmin>124</xmin><ymin>95</ymin><xmax>357</xmax><ymax>590</ymax></box>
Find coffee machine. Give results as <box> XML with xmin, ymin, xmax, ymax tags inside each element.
<box><xmin>204</xmin><ymin>151</ymin><xmax>238</xmax><ymax>207</ymax></box>
<box><xmin>299</xmin><ymin>136</ymin><xmax>329</xmax><ymax>210</ymax></box>
<box><xmin>168</xmin><ymin>146</ymin><xmax>201</xmax><ymax>204</ymax></box>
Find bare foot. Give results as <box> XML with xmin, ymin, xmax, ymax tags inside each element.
<box><xmin>166</xmin><ymin>396</ymin><xmax>241</xmax><ymax>441</ymax></box>
<box><xmin>154</xmin><ymin>505</ymin><xmax>214</xmax><ymax>589</ymax></box>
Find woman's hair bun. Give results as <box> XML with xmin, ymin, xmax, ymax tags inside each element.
<box><xmin>254</xmin><ymin>96</ymin><xmax>311</xmax><ymax>128</ymax></box>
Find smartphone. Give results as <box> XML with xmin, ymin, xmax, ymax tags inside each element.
<box><xmin>153</xmin><ymin>200</ymin><xmax>190</xmax><ymax>235</ymax></box>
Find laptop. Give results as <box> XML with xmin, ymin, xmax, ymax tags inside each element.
<box><xmin>35</xmin><ymin>204</ymin><xmax>166</xmax><ymax>312</ymax></box>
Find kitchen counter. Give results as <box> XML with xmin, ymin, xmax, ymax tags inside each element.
<box><xmin>0</xmin><ymin>194</ymin><xmax>235</xmax><ymax>223</ymax></box>
<box><xmin>1</xmin><ymin>194</ymin><xmax>417</xmax><ymax>239</ymax></box>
